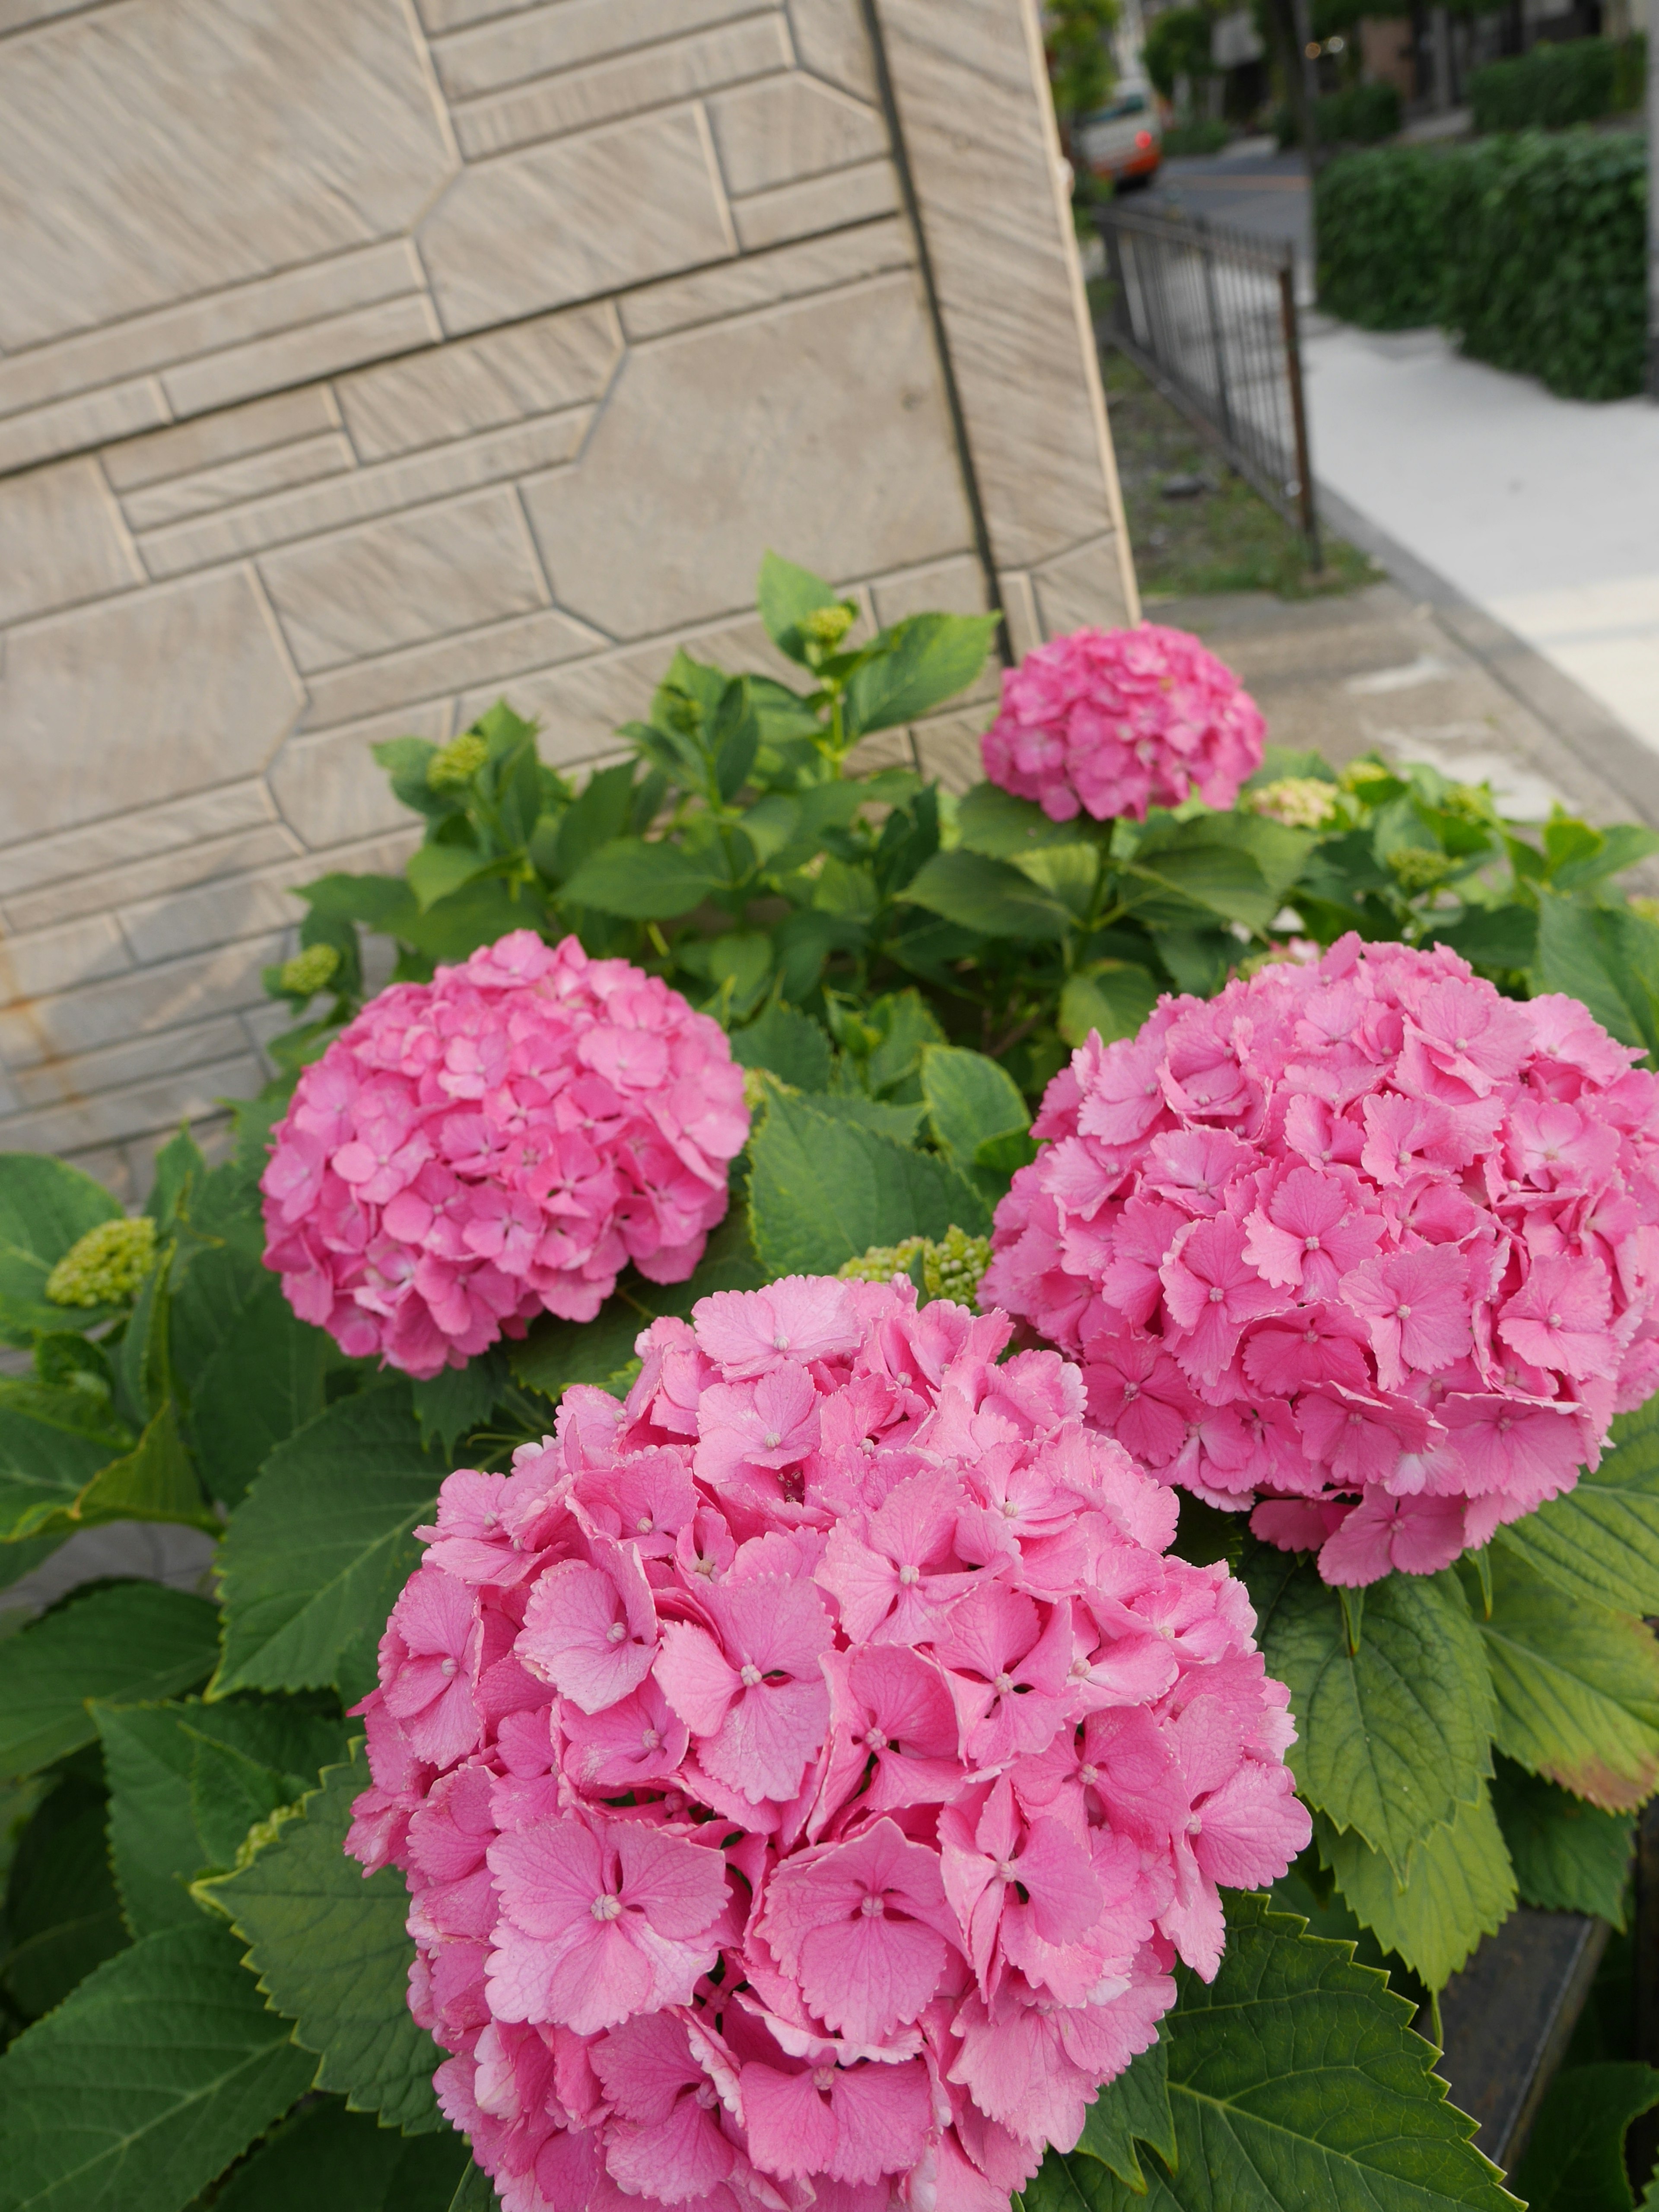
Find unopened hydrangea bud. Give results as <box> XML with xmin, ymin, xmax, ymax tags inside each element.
<box><xmin>1388</xmin><ymin>845</ymin><xmax>1453</xmax><ymax>892</ymax></box>
<box><xmin>1249</xmin><ymin>777</ymin><xmax>1339</xmax><ymax>830</ymax></box>
<box><xmin>277</xmin><ymin>942</ymin><xmax>341</xmax><ymax>999</ymax></box>
<box><xmin>427</xmin><ymin>732</ymin><xmax>489</xmax><ymax>790</ymax></box>
<box><xmin>800</xmin><ymin>602</ymin><xmax>856</xmax><ymax>651</ymax></box>
<box><xmin>46</xmin><ymin>1216</ymin><xmax>156</xmax><ymax>1307</ymax></box>
<box><xmin>922</xmin><ymin>1224</ymin><xmax>992</xmax><ymax>1308</ymax></box>
<box><xmin>839</xmin><ymin>1236</ymin><xmax>926</xmax><ymax>1285</ymax></box>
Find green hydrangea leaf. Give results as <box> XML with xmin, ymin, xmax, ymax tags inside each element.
<box><xmin>900</xmin><ymin>849</ymin><xmax>1073</xmax><ymax>941</ymax></box>
<box><xmin>955</xmin><ymin>780</ymin><xmax>1085</xmax><ymax>858</ymax></box>
<box><xmin>729</xmin><ymin>1004</ymin><xmax>835</xmax><ymax>1093</ymax></box>
<box><xmin>756</xmin><ymin>550</ymin><xmax>842</xmax><ymax>665</ymax></box>
<box><xmin>919</xmin><ymin>1044</ymin><xmax>1030</xmax><ymax>1180</ymax></box>
<box><xmin>0</xmin><ymin>1583</ymin><xmax>220</xmax><ymax>1779</ymax></box>
<box><xmin>1509</xmin><ymin>2061</ymin><xmax>1659</xmax><ymax>2212</ymax></box>
<box><xmin>0</xmin><ymin>1919</ymin><xmax>316</xmax><ymax>2212</ymax></box>
<box><xmin>144</xmin><ymin>1129</ymin><xmax>209</xmax><ymax>1233</ymax></box>
<box><xmin>0</xmin><ymin>1768</ymin><xmax>128</xmax><ymax>2024</ymax></box>
<box><xmin>409</xmin><ymin>1348</ymin><xmax>509</xmax><ymax>1458</ymax></box>
<box><xmin>1494</xmin><ymin>1394</ymin><xmax>1659</xmax><ymax>1617</ymax></box>
<box><xmin>0</xmin><ymin>1154</ymin><xmax>124</xmax><ymax>1347</ymax></box>
<box><xmin>1059</xmin><ymin>962</ymin><xmax>1163</xmax><ymax>1048</ymax></box>
<box><xmin>188</xmin><ymin>1278</ymin><xmax>330</xmax><ymax>1511</ymax></box>
<box><xmin>1076</xmin><ymin>2034</ymin><xmax>1176</xmax><ymax>2191</ymax></box>
<box><xmin>1315</xmin><ymin>1784</ymin><xmax>1517</xmax><ymax>1990</ymax></box>
<box><xmin>97</xmin><ymin>1697</ymin><xmax>349</xmax><ymax>1937</ymax></box>
<box><xmin>857</xmin><ymin>990</ymin><xmax>947</xmax><ymax>1098</ymax></box>
<box><xmin>72</xmin><ymin>1402</ymin><xmax>218</xmax><ymax>1536</ymax></box>
<box><xmin>211</xmin><ymin>1384</ymin><xmax>444</xmax><ymax>1699</ymax></box>
<box><xmin>1489</xmin><ymin>1752</ymin><xmax>1636</xmax><ymax>1926</ymax></box>
<box><xmin>448</xmin><ymin>2163</ymin><xmax>503</xmax><ymax>2212</ymax></box>
<box><xmin>561</xmin><ymin>837</ymin><xmax>725</xmax><ymax>919</ymax></box>
<box><xmin>212</xmin><ymin>2097</ymin><xmax>470</xmax><ymax>2212</ymax></box>
<box><xmin>798</xmin><ymin>1093</ymin><xmax>926</xmax><ymax>1144</ymax></box>
<box><xmin>1534</xmin><ymin>893</ymin><xmax>1659</xmax><ymax>1059</ymax></box>
<box><xmin>840</xmin><ymin>611</ymin><xmax>998</xmax><ymax>738</ymax></box>
<box><xmin>1119</xmin><ymin>842</ymin><xmax>1276</xmax><ymax>933</ymax></box>
<box><xmin>1024</xmin><ymin>1894</ymin><xmax>1516</xmax><ymax>2211</ymax></box>
<box><xmin>0</xmin><ymin>1390</ymin><xmax>132</xmax><ymax>1543</ymax></box>
<box><xmin>200</xmin><ymin>1743</ymin><xmax>445</xmax><ymax>2134</ymax></box>
<box><xmin>1474</xmin><ymin>1548</ymin><xmax>1659</xmax><ymax>1811</ymax></box>
<box><xmin>748</xmin><ymin>1091</ymin><xmax>990</xmax><ymax>1280</ymax></box>
<box><xmin>1255</xmin><ymin>1559</ymin><xmax>1493</xmax><ymax>1875</ymax></box>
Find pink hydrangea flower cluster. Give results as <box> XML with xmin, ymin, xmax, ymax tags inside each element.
<box><xmin>983</xmin><ymin>934</ymin><xmax>1659</xmax><ymax>1586</ymax></box>
<box><xmin>346</xmin><ymin>1274</ymin><xmax>1309</xmax><ymax>2212</ymax></box>
<box><xmin>980</xmin><ymin>623</ymin><xmax>1265</xmax><ymax>824</ymax></box>
<box><xmin>261</xmin><ymin>931</ymin><xmax>747</xmax><ymax>1378</ymax></box>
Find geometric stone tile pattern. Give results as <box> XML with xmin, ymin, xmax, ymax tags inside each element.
<box><xmin>0</xmin><ymin>0</ymin><xmax>1137</xmax><ymax>1197</ymax></box>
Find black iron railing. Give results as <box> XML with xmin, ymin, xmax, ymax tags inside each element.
<box><xmin>1093</xmin><ymin>204</ymin><xmax>1322</xmax><ymax>563</ymax></box>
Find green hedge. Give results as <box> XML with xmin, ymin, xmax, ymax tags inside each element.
<box><xmin>1441</xmin><ymin>129</ymin><xmax>1649</xmax><ymax>399</ymax></box>
<box><xmin>1315</xmin><ymin>145</ymin><xmax>1451</xmax><ymax>327</ymax></box>
<box><xmin>1273</xmin><ymin>82</ymin><xmax>1402</xmax><ymax>150</ymax></box>
<box><xmin>1316</xmin><ymin>129</ymin><xmax>1649</xmax><ymax>397</ymax></box>
<box><xmin>1470</xmin><ymin>35</ymin><xmax>1646</xmax><ymax>132</ymax></box>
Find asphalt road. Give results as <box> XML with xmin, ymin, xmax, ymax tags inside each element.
<box><xmin>1135</xmin><ymin>138</ymin><xmax>1313</xmax><ymax>276</ymax></box>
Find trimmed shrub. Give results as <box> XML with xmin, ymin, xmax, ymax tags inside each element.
<box><xmin>1470</xmin><ymin>35</ymin><xmax>1643</xmax><ymax>132</ymax></box>
<box><xmin>1163</xmin><ymin>117</ymin><xmax>1233</xmax><ymax>155</ymax></box>
<box><xmin>1324</xmin><ymin>80</ymin><xmax>1403</xmax><ymax>143</ymax></box>
<box><xmin>1315</xmin><ymin>144</ymin><xmax>1452</xmax><ymax>326</ymax></box>
<box><xmin>1440</xmin><ymin>128</ymin><xmax>1648</xmax><ymax>398</ymax></box>
<box><xmin>1318</xmin><ymin>129</ymin><xmax>1648</xmax><ymax>395</ymax></box>
<box><xmin>1613</xmin><ymin>31</ymin><xmax>1649</xmax><ymax>111</ymax></box>
<box><xmin>1275</xmin><ymin>83</ymin><xmax>1402</xmax><ymax>150</ymax></box>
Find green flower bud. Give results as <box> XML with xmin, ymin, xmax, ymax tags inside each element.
<box><xmin>1249</xmin><ymin>777</ymin><xmax>1339</xmax><ymax>830</ymax></box>
<box><xmin>801</xmin><ymin>604</ymin><xmax>856</xmax><ymax>651</ymax></box>
<box><xmin>838</xmin><ymin>1236</ymin><xmax>927</xmax><ymax>1284</ymax></box>
<box><xmin>427</xmin><ymin>732</ymin><xmax>489</xmax><ymax>790</ymax></box>
<box><xmin>838</xmin><ymin>1227</ymin><xmax>991</xmax><ymax>1310</ymax></box>
<box><xmin>1388</xmin><ymin>846</ymin><xmax>1453</xmax><ymax>893</ymax></box>
<box><xmin>277</xmin><ymin>942</ymin><xmax>341</xmax><ymax>999</ymax></box>
<box><xmin>1441</xmin><ymin>783</ymin><xmax>1494</xmax><ymax>826</ymax></box>
<box><xmin>46</xmin><ymin>1216</ymin><xmax>157</xmax><ymax>1308</ymax></box>
<box><xmin>922</xmin><ymin>1224</ymin><xmax>992</xmax><ymax>1309</ymax></box>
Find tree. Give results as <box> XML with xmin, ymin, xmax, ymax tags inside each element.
<box><xmin>1047</xmin><ymin>0</ymin><xmax>1120</xmax><ymax>123</ymax></box>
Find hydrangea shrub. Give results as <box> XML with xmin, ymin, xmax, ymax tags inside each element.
<box><xmin>347</xmin><ymin>1275</ymin><xmax>1309</xmax><ymax>2210</ymax></box>
<box><xmin>985</xmin><ymin>934</ymin><xmax>1659</xmax><ymax>1583</ymax></box>
<box><xmin>981</xmin><ymin>623</ymin><xmax>1265</xmax><ymax>823</ymax></box>
<box><xmin>261</xmin><ymin>932</ymin><xmax>748</xmax><ymax>1378</ymax></box>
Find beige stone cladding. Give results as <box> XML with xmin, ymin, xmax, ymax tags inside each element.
<box><xmin>0</xmin><ymin>0</ymin><xmax>1135</xmax><ymax>1197</ymax></box>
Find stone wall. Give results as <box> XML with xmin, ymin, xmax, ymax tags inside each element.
<box><xmin>0</xmin><ymin>0</ymin><xmax>1137</xmax><ymax>1198</ymax></box>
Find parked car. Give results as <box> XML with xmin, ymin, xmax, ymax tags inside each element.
<box><xmin>1074</xmin><ymin>83</ymin><xmax>1163</xmax><ymax>188</ymax></box>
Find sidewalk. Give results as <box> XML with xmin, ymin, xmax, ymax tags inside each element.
<box><xmin>1301</xmin><ymin>317</ymin><xmax>1659</xmax><ymax>766</ymax></box>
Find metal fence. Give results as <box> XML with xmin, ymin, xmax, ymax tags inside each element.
<box><xmin>1092</xmin><ymin>204</ymin><xmax>1321</xmax><ymax>563</ymax></box>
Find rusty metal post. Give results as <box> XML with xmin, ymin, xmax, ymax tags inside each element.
<box><xmin>1278</xmin><ymin>258</ymin><xmax>1322</xmax><ymax>572</ymax></box>
<box><xmin>1197</xmin><ymin>220</ymin><xmax>1237</xmax><ymax>449</ymax></box>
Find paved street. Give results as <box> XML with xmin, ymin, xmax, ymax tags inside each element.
<box><xmin>1139</xmin><ymin>138</ymin><xmax>1313</xmax><ymax>283</ymax></box>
